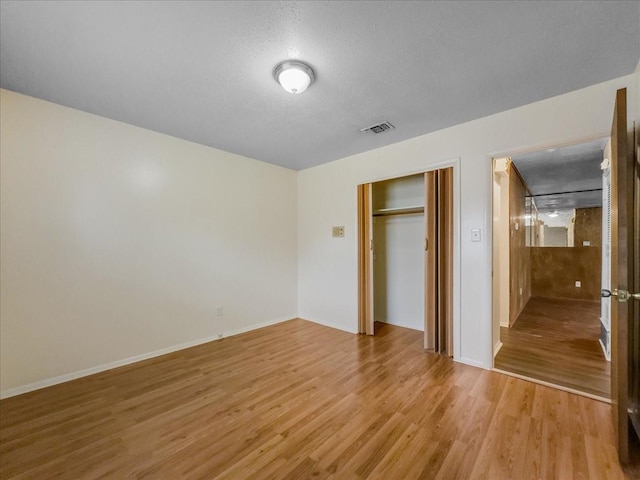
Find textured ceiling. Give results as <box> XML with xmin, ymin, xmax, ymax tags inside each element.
<box><xmin>511</xmin><ymin>138</ymin><xmax>608</xmax><ymax>212</ymax></box>
<box><xmin>1</xmin><ymin>1</ymin><xmax>639</xmax><ymax>170</ymax></box>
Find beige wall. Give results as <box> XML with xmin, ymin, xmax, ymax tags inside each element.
<box><xmin>0</xmin><ymin>89</ymin><xmax>298</xmax><ymax>396</ymax></box>
<box><xmin>492</xmin><ymin>159</ymin><xmax>510</xmax><ymax>349</ymax></box>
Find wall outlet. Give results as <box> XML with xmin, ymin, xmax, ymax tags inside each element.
<box><xmin>471</xmin><ymin>228</ymin><xmax>481</xmax><ymax>242</ymax></box>
<box><xmin>216</xmin><ymin>306</ymin><xmax>223</xmax><ymax>317</ymax></box>
<box><xmin>575</xmin><ymin>281</ymin><xmax>581</xmax><ymax>288</ymax></box>
<box><xmin>583</xmin><ymin>240</ymin><xmax>590</xmax><ymax>246</ymax></box>
<box><xmin>332</xmin><ymin>226</ymin><xmax>345</xmax><ymax>238</ymax></box>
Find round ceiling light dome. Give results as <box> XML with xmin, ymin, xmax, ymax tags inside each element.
<box><xmin>273</xmin><ymin>60</ymin><xmax>315</xmax><ymax>94</ymax></box>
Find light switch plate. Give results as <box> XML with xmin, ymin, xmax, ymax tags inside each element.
<box><xmin>471</xmin><ymin>228</ymin><xmax>481</xmax><ymax>242</ymax></box>
<box><xmin>332</xmin><ymin>226</ymin><xmax>345</xmax><ymax>238</ymax></box>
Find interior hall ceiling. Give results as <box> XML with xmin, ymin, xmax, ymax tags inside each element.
<box><xmin>1</xmin><ymin>1</ymin><xmax>639</xmax><ymax>171</ymax></box>
<box><xmin>511</xmin><ymin>138</ymin><xmax>608</xmax><ymax>212</ymax></box>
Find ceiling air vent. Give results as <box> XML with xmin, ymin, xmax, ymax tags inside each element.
<box><xmin>360</xmin><ymin>121</ymin><xmax>395</xmax><ymax>134</ymax></box>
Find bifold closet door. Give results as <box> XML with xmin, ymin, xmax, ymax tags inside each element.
<box><xmin>424</xmin><ymin>168</ymin><xmax>454</xmax><ymax>355</ymax></box>
<box><xmin>424</xmin><ymin>172</ymin><xmax>438</xmax><ymax>350</ymax></box>
<box><xmin>357</xmin><ymin>183</ymin><xmax>374</xmax><ymax>335</ymax></box>
<box><xmin>438</xmin><ymin>168</ymin><xmax>454</xmax><ymax>355</ymax></box>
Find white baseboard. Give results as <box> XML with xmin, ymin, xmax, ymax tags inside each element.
<box><xmin>457</xmin><ymin>357</ymin><xmax>488</xmax><ymax>370</ymax></box>
<box><xmin>599</xmin><ymin>338</ymin><xmax>611</xmax><ymax>361</ymax></box>
<box><xmin>0</xmin><ymin>316</ymin><xmax>293</xmax><ymax>400</ymax></box>
<box><xmin>377</xmin><ymin>318</ymin><xmax>423</xmax><ymax>332</ymax></box>
<box><xmin>299</xmin><ymin>317</ymin><xmax>359</xmax><ymax>334</ymax></box>
<box><xmin>499</xmin><ymin>322</ymin><xmax>509</xmax><ymax>328</ymax></box>
<box><xmin>493</xmin><ymin>341</ymin><xmax>504</xmax><ymax>357</ymax></box>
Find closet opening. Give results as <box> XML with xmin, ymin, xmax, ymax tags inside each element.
<box><xmin>357</xmin><ymin>168</ymin><xmax>453</xmax><ymax>355</ymax></box>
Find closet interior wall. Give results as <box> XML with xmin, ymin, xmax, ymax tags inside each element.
<box><xmin>372</xmin><ymin>175</ymin><xmax>425</xmax><ymax>332</ymax></box>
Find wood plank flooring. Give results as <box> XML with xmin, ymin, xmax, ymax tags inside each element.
<box><xmin>495</xmin><ymin>296</ymin><xmax>610</xmax><ymax>398</ymax></box>
<box><xmin>0</xmin><ymin>318</ymin><xmax>634</xmax><ymax>479</ymax></box>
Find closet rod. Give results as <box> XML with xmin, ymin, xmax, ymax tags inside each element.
<box><xmin>373</xmin><ymin>206</ymin><xmax>424</xmax><ymax>217</ymax></box>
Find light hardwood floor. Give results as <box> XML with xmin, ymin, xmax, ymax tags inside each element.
<box><xmin>0</xmin><ymin>319</ymin><xmax>635</xmax><ymax>479</ymax></box>
<box><xmin>495</xmin><ymin>296</ymin><xmax>610</xmax><ymax>398</ymax></box>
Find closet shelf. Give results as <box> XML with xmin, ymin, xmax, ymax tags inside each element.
<box><xmin>373</xmin><ymin>206</ymin><xmax>425</xmax><ymax>217</ymax></box>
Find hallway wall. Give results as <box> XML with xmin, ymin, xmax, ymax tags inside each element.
<box><xmin>509</xmin><ymin>169</ymin><xmax>531</xmax><ymax>325</ymax></box>
<box><xmin>531</xmin><ymin>207</ymin><xmax>602</xmax><ymax>301</ymax></box>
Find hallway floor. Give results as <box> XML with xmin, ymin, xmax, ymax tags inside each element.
<box><xmin>494</xmin><ymin>296</ymin><xmax>609</xmax><ymax>398</ymax></box>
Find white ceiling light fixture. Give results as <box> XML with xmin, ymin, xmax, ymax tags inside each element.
<box><xmin>273</xmin><ymin>60</ymin><xmax>315</xmax><ymax>94</ymax></box>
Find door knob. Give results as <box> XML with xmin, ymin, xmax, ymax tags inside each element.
<box><xmin>601</xmin><ymin>289</ymin><xmax>640</xmax><ymax>302</ymax></box>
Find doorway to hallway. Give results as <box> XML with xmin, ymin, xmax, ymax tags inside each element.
<box><xmin>491</xmin><ymin>138</ymin><xmax>610</xmax><ymax>400</ymax></box>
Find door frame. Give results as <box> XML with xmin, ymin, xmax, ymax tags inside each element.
<box><xmin>356</xmin><ymin>158</ymin><xmax>461</xmax><ymax>359</ymax></box>
<box><xmin>488</xmin><ymin>133</ymin><xmax>611</xmax><ymax>370</ymax></box>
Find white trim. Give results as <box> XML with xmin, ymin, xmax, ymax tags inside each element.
<box><xmin>301</xmin><ymin>317</ymin><xmax>359</xmax><ymax>334</ymax></box>
<box><xmin>359</xmin><ymin>157</ymin><xmax>459</xmax><ymax>186</ymax></box>
<box><xmin>599</xmin><ymin>338</ymin><xmax>611</xmax><ymax>361</ymax></box>
<box><xmin>499</xmin><ymin>321</ymin><xmax>509</xmax><ymax>328</ymax></box>
<box><xmin>488</xmin><ymin>133</ymin><xmax>610</xmax><ymax>162</ymax></box>
<box><xmin>452</xmin><ymin>158</ymin><xmax>462</xmax><ymax>363</ymax></box>
<box><xmin>458</xmin><ymin>357</ymin><xmax>488</xmax><ymax>369</ymax></box>
<box><xmin>0</xmin><ymin>316</ymin><xmax>293</xmax><ymax>399</ymax></box>
<box><xmin>220</xmin><ymin>316</ymin><xmax>293</xmax><ymax>338</ymax></box>
<box><xmin>492</xmin><ymin>368</ymin><xmax>610</xmax><ymax>404</ymax></box>
<box><xmin>599</xmin><ymin>316</ymin><xmax>611</xmax><ymax>334</ymax></box>
<box><xmin>493</xmin><ymin>341</ymin><xmax>504</xmax><ymax>357</ymax></box>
